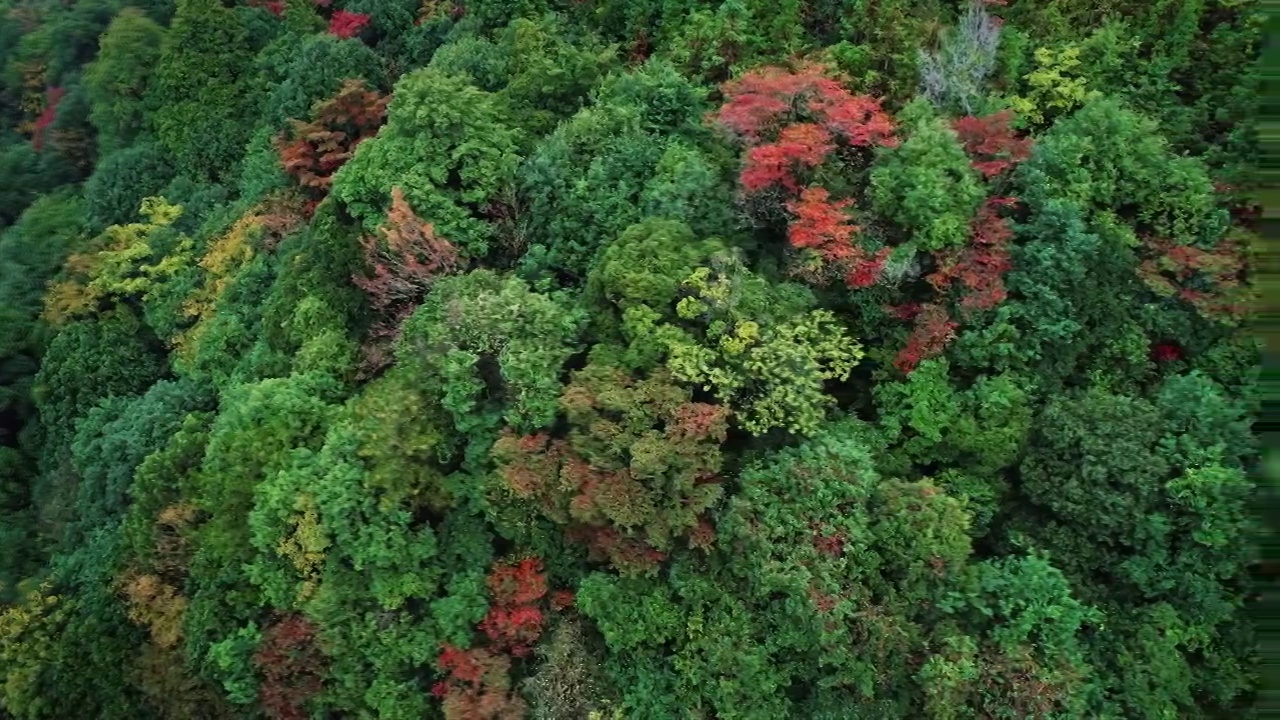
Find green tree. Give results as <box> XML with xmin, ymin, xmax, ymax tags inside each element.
<box><xmin>85</xmin><ymin>8</ymin><xmax>165</xmax><ymax>154</ymax></box>
<box><xmin>332</xmin><ymin>68</ymin><xmax>521</xmax><ymax>258</ymax></box>
<box><xmin>146</xmin><ymin>0</ymin><xmax>259</xmax><ymax>182</ymax></box>
<box><xmin>869</xmin><ymin>98</ymin><xmax>985</xmax><ymax>251</ymax></box>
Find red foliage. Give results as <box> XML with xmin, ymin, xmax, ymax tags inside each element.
<box><xmin>352</xmin><ymin>187</ymin><xmax>460</xmax><ymax>376</ymax></box>
<box><xmin>432</xmin><ymin>556</ymin><xmax>576</xmax><ymax>717</ymax></box>
<box><xmin>479</xmin><ymin>605</ymin><xmax>545</xmax><ymax>657</ymax></box>
<box><xmin>477</xmin><ymin>558</ymin><xmax>552</xmax><ymax>657</ymax></box>
<box><xmin>265</xmin><ymin>1</ymin><xmax>284</xmax><ymax>16</ymax></box>
<box><xmin>785</xmin><ymin>186</ymin><xmax>891</xmax><ymax>289</ymax></box>
<box><xmin>951</xmin><ymin>111</ymin><xmax>1032</xmax><ymax>178</ymax></box>
<box><xmin>687</xmin><ymin>519</ymin><xmax>716</xmax><ymax>551</ymax></box>
<box><xmin>253</xmin><ymin>615</ymin><xmax>327</xmax><ymax>720</ymax></box>
<box><xmin>1150</xmin><ymin>340</ymin><xmax>1183</xmax><ymax>363</ymax></box>
<box><xmin>276</xmin><ymin>80</ymin><xmax>390</xmax><ymax>197</ymax></box>
<box><xmin>894</xmin><ymin>303</ymin><xmax>959</xmax><ymax>374</ymax></box>
<box><xmin>713</xmin><ymin>63</ymin><xmax>897</xmax><ymax>194</ymax></box>
<box><xmin>714</xmin><ymin>63</ymin><xmax>897</xmax><ymax>148</ymax></box>
<box><xmin>786</xmin><ymin>186</ymin><xmax>857</xmax><ymax>259</ymax></box>
<box><xmin>433</xmin><ymin>646</ymin><xmax>527</xmax><ymax>720</ymax></box>
<box><xmin>629</xmin><ymin>30</ymin><xmax>652</xmax><ymax>64</ymax></box>
<box><xmin>1137</xmin><ymin>236</ymin><xmax>1250</xmax><ymax>322</ymax></box>
<box><xmin>31</xmin><ymin>86</ymin><xmax>64</xmax><ymax>152</ymax></box>
<box><xmin>741</xmin><ymin>123</ymin><xmax>834</xmax><ymax>192</ymax></box>
<box><xmin>671</xmin><ymin>402</ymin><xmax>732</xmax><ymax>443</ymax></box>
<box><xmin>808</xmin><ymin>588</ymin><xmax>839</xmax><ymax>615</ymax></box>
<box><xmin>353</xmin><ymin>187</ymin><xmax>460</xmax><ymax>315</ymax></box>
<box><xmin>486</xmin><ymin>558</ymin><xmax>548</xmax><ymax>607</ymax></box>
<box><xmin>928</xmin><ymin>197</ymin><xmax>1017</xmax><ymax>311</ymax></box>
<box><xmin>328</xmin><ymin>10</ymin><xmax>370</xmax><ymax>38</ymax></box>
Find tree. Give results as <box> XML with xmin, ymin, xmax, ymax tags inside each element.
<box><xmin>275</xmin><ymin>79</ymin><xmax>390</xmax><ymax>200</ymax></box>
<box><xmin>868</xmin><ymin>98</ymin><xmax>985</xmax><ymax>252</ymax></box>
<box><xmin>518</xmin><ymin>60</ymin><xmax>731</xmax><ymax>284</ymax></box>
<box><xmin>332</xmin><ymin>68</ymin><xmax>521</xmax><ymax>258</ymax></box>
<box><xmin>82</xmin><ymin>143</ymin><xmax>175</xmax><ymax>231</ymax></box>
<box><xmin>146</xmin><ymin>0</ymin><xmax>259</xmax><ymax>182</ymax></box>
<box><xmin>352</xmin><ymin>187</ymin><xmax>460</xmax><ymax>373</ymax></box>
<box><xmin>84</xmin><ymin>8</ymin><xmax>165</xmax><ymax>154</ymax></box>
<box><xmin>492</xmin><ymin>363</ymin><xmax>727</xmax><ymax>575</ymax></box>
<box><xmin>395</xmin><ymin>269</ymin><xmax>586</xmax><ymax>462</ymax></box>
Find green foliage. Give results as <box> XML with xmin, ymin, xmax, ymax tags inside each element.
<box><xmin>147</xmin><ymin>0</ymin><xmax>259</xmax><ymax>182</ymax></box>
<box><xmin>332</xmin><ymin>68</ymin><xmax>521</xmax><ymax>257</ymax></box>
<box><xmin>348</xmin><ymin>365</ymin><xmax>454</xmax><ymax>509</ymax></box>
<box><xmin>1016</xmin><ymin>97</ymin><xmax>1228</xmax><ymax>246</ymax></box>
<box><xmin>31</xmin><ymin>309</ymin><xmax>165</xmax><ymax>466</ymax></box>
<box><xmin>589</xmin><ymin>225</ymin><xmax>861</xmax><ymax>435</ymax></box>
<box><xmin>518</xmin><ymin>61</ymin><xmax>732</xmax><ymax>283</ymax></box>
<box><xmin>0</xmin><ymin>191</ymin><xmax>87</xmax><ymax>415</ymax></box>
<box><xmin>254</xmin><ymin>33</ymin><xmax>387</xmax><ymax>132</ymax></box>
<box><xmin>83</xmin><ymin>143</ymin><xmax>176</xmax><ymax>231</ymax></box>
<box><xmin>431</xmin><ymin>15</ymin><xmax>618</xmax><ymax>139</ymax></box>
<box><xmin>1008</xmin><ymin>378</ymin><xmax>1257</xmax><ymax>717</ymax></box>
<box><xmin>663</xmin><ymin>264</ymin><xmax>861</xmax><ymax>436</ymax></box>
<box><xmin>869</xmin><ymin>98</ymin><xmax>985</xmax><ymax>251</ymax></box>
<box><xmin>67</xmin><ymin>379</ymin><xmax>211</xmax><ymax>548</ymax></box>
<box><xmin>396</xmin><ymin>269</ymin><xmax>586</xmax><ymax>449</ymax></box>
<box><xmin>0</xmin><ymin>2</ymin><xmax>1260</xmax><ymax>717</ymax></box>
<box><xmin>949</xmin><ymin>198</ymin><xmax>1148</xmax><ymax>393</ymax></box>
<box><xmin>1006</xmin><ymin>44</ymin><xmax>1101</xmax><ymax>126</ymax></box>
<box><xmin>874</xmin><ymin>357</ymin><xmax>1032</xmax><ymax>477</ymax></box>
<box><xmin>85</xmin><ymin>8</ymin><xmax>165</xmax><ymax>155</ymax></box>
<box><xmin>0</xmin><ymin>583</ymin><xmax>72</xmax><ymax>719</ymax></box>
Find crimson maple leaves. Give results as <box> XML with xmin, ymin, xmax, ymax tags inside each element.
<box><xmin>434</xmin><ymin>558</ymin><xmax>573</xmax><ymax>720</ymax></box>
<box><xmin>276</xmin><ymin>79</ymin><xmax>390</xmax><ymax>202</ymax></box>
<box><xmin>711</xmin><ymin>62</ymin><xmax>899</xmax><ymax>291</ymax></box>
<box><xmin>712</xmin><ymin>63</ymin><xmax>1032</xmax><ymax>374</ymax></box>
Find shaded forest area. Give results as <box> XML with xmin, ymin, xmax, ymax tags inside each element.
<box><xmin>0</xmin><ymin>0</ymin><xmax>1269</xmax><ymax>718</ymax></box>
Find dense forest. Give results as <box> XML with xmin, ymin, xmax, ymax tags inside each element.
<box><xmin>0</xmin><ymin>0</ymin><xmax>1269</xmax><ymax>717</ymax></box>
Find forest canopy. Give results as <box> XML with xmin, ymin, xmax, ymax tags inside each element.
<box><xmin>0</xmin><ymin>0</ymin><xmax>1268</xmax><ymax>718</ymax></box>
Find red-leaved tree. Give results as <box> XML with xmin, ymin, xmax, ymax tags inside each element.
<box><xmin>433</xmin><ymin>557</ymin><xmax>573</xmax><ymax>719</ymax></box>
<box><xmin>352</xmin><ymin>187</ymin><xmax>461</xmax><ymax>375</ymax></box>
<box><xmin>893</xmin><ymin>303</ymin><xmax>959</xmax><ymax>374</ymax></box>
<box><xmin>927</xmin><ymin>196</ymin><xmax>1018</xmax><ymax>311</ymax></box>
<box><xmin>328</xmin><ymin>10</ymin><xmax>370</xmax><ymax>38</ymax></box>
<box><xmin>276</xmin><ymin>79</ymin><xmax>390</xmax><ymax>200</ymax></box>
<box><xmin>714</xmin><ymin>65</ymin><xmax>1032</xmax><ymax>374</ymax></box>
<box><xmin>433</xmin><ymin>646</ymin><xmax>526</xmax><ymax>720</ymax></box>
<box><xmin>785</xmin><ymin>186</ymin><xmax>892</xmax><ymax>288</ymax></box>
<box><xmin>254</xmin><ymin>615</ymin><xmax>327</xmax><ymax>720</ymax></box>
<box><xmin>480</xmin><ymin>558</ymin><xmax>550</xmax><ymax>657</ymax></box>
<box><xmin>951</xmin><ymin>111</ymin><xmax>1033</xmax><ymax>178</ymax></box>
<box><xmin>1138</xmin><ymin>235</ymin><xmax>1250</xmax><ymax>324</ymax></box>
<box><xmin>712</xmin><ymin>63</ymin><xmax>898</xmax><ymax>291</ymax></box>
<box><xmin>712</xmin><ymin>63</ymin><xmax>897</xmax><ymax>195</ymax></box>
